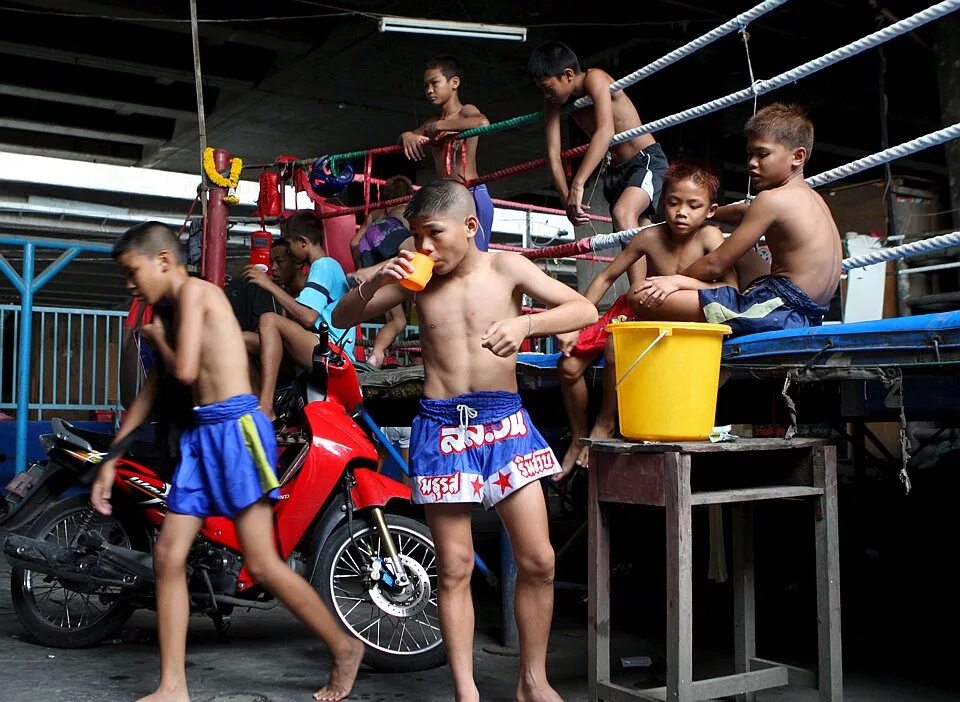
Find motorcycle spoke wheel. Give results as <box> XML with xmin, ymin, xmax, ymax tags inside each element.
<box><xmin>326</xmin><ymin>520</ymin><xmax>442</xmax><ymax>659</ymax></box>
<box><xmin>22</xmin><ymin>508</ymin><xmax>131</xmax><ymax>631</ymax></box>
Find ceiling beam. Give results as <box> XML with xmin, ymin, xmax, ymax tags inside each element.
<box><xmin>0</xmin><ymin>118</ymin><xmax>165</xmax><ymax>147</ymax></box>
<box><xmin>0</xmin><ymin>40</ymin><xmax>254</xmax><ymax>91</ymax></box>
<box><xmin>0</xmin><ymin>84</ymin><xmax>195</xmax><ymax>121</ymax></box>
<box><xmin>0</xmin><ymin>142</ymin><xmax>135</xmax><ymax>166</ymax></box>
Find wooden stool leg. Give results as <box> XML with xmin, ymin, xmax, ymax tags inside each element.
<box><xmin>588</xmin><ymin>460</ymin><xmax>611</xmax><ymax>701</ymax></box>
<box><xmin>665</xmin><ymin>453</ymin><xmax>693</xmax><ymax>702</ymax></box>
<box><xmin>814</xmin><ymin>445</ymin><xmax>843</xmax><ymax>701</ymax></box>
<box><xmin>732</xmin><ymin>504</ymin><xmax>756</xmax><ymax>702</ymax></box>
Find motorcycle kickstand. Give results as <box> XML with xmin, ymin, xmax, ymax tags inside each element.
<box><xmin>199</xmin><ymin>567</ymin><xmax>231</xmax><ymax>640</ymax></box>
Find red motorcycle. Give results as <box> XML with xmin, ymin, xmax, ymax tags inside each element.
<box><xmin>2</xmin><ymin>330</ymin><xmax>444</xmax><ymax>672</ymax></box>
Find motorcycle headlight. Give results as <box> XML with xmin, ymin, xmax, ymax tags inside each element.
<box><xmin>38</xmin><ymin>433</ymin><xmax>56</xmax><ymax>454</ymax></box>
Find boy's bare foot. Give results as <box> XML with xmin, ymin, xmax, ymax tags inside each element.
<box><xmin>516</xmin><ymin>678</ymin><xmax>564</xmax><ymax>702</ymax></box>
<box><xmin>313</xmin><ymin>639</ymin><xmax>365</xmax><ymax>701</ymax></box>
<box><xmin>135</xmin><ymin>687</ymin><xmax>190</xmax><ymax>702</ymax></box>
<box><xmin>553</xmin><ymin>438</ymin><xmax>584</xmax><ymax>482</ymax></box>
<box><xmin>576</xmin><ymin>419</ymin><xmax>616</xmax><ymax>470</ymax></box>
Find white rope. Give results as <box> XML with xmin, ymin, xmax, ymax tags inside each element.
<box><xmin>807</xmin><ymin>123</ymin><xmax>960</xmax><ymax>188</ymax></box>
<box><xmin>570</xmin><ymin>0</ymin><xmax>791</xmax><ymax>110</ymax></box>
<box><xmin>609</xmin><ymin>0</ymin><xmax>960</xmax><ymax>146</ymax></box>
<box><xmin>842</xmin><ymin>231</ymin><xmax>960</xmax><ymax>271</ymax></box>
<box><xmin>590</xmin><ymin>121</ymin><xmax>960</xmax><ymax>253</ymax></box>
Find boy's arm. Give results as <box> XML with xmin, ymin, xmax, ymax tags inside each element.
<box><xmin>333</xmin><ymin>253</ymin><xmax>413</xmax><ymax>328</ymax></box>
<box><xmin>582</xmin><ymin>237</ymin><xmax>648</xmax><ymax>306</ymax></box>
<box><xmin>709</xmin><ymin>201</ymin><xmax>751</xmax><ymax>227</ymax></box>
<box><xmin>633</xmin><ymin>228</ymin><xmax>738</xmax><ymax>307</ymax></box>
<box><xmin>91</xmin><ymin>369</ymin><xmax>158</xmax><ymax>515</ymax></box>
<box><xmin>682</xmin><ymin>191</ymin><xmax>778</xmax><ymax>281</ymax></box>
<box><xmin>244</xmin><ymin>266</ymin><xmax>319</xmax><ymax>329</ymax></box>
<box><xmin>427</xmin><ymin>104</ymin><xmax>489</xmax><ymax>135</ymax></box>
<box><xmin>368</xmin><ymin>304</ymin><xmax>407</xmax><ymax>368</ymax></box>
<box><xmin>566</xmin><ymin>71</ymin><xmax>616</xmax><ymax>225</ymax></box>
<box><xmin>350</xmin><ymin>235</ymin><xmax>416</xmax><ymax>287</ymax></box>
<box><xmin>400</xmin><ymin>121</ymin><xmax>432</xmax><ymax>161</ymax></box>
<box><xmin>350</xmin><ymin>213</ymin><xmax>375</xmax><ymax>268</ymax></box>
<box><xmin>543</xmin><ymin>102</ymin><xmax>569</xmax><ymax>202</ymax></box>
<box><xmin>141</xmin><ymin>279</ymin><xmax>206</xmax><ymax>385</ymax></box>
<box><xmin>481</xmin><ymin>254</ymin><xmax>598</xmax><ymax>357</ymax></box>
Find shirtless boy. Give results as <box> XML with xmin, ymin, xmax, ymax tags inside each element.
<box><xmin>399</xmin><ymin>55</ymin><xmax>494</xmax><ymax>251</ymax></box>
<box><xmin>632</xmin><ymin>103</ymin><xmax>841</xmax><ymax>336</ymax></box>
<box><xmin>528</xmin><ymin>41</ymin><xmax>668</xmax><ymax>283</ymax></box>
<box><xmin>91</xmin><ymin>222</ymin><xmax>364</xmax><ymax>702</ymax></box>
<box><xmin>333</xmin><ymin>180</ymin><xmax>597</xmax><ymax>701</ymax></box>
<box><xmin>555</xmin><ymin>162</ymin><xmax>736</xmax><ymax>475</ymax></box>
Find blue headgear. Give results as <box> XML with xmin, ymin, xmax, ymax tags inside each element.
<box><xmin>308</xmin><ymin>156</ymin><xmax>355</xmax><ymax>198</ymax></box>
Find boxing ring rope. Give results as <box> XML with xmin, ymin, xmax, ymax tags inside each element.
<box><xmin>842</xmin><ymin>232</ymin><xmax>960</xmax><ymax>271</ymax></box>
<box><xmin>314</xmin><ymin>0</ymin><xmax>957</xmax><ymax>222</ymax></box>
<box><xmin>605</xmin><ymin>0</ymin><xmax>960</xmax><ymax>147</ymax></box>
<box><xmin>331</xmin><ymin>119</ymin><xmax>960</xmax><ymax>267</ymax></box>
<box><xmin>321</xmin><ymin>0</ymin><xmax>792</xmax><ymax>168</ymax></box>
<box><xmin>545</xmin><ymin>120</ymin><xmax>960</xmax><ymax>260</ymax></box>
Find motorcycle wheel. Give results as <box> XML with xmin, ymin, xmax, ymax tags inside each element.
<box><xmin>10</xmin><ymin>494</ymin><xmax>148</xmax><ymax>648</ymax></box>
<box><xmin>314</xmin><ymin>514</ymin><xmax>445</xmax><ymax>672</ymax></box>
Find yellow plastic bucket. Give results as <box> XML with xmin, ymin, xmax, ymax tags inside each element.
<box><xmin>610</xmin><ymin>321</ymin><xmax>731</xmax><ymax>441</ymax></box>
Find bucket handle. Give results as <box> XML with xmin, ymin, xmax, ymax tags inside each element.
<box><xmin>615</xmin><ymin>327</ymin><xmax>672</xmax><ymax>388</ymax></box>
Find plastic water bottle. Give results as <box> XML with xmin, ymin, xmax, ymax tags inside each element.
<box><xmin>249</xmin><ymin>231</ymin><xmax>272</xmax><ymax>272</ymax></box>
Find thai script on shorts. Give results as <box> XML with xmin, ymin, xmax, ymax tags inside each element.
<box><xmin>438</xmin><ymin>410</ymin><xmax>529</xmax><ymax>455</ymax></box>
<box><xmin>417</xmin><ymin>472</ymin><xmax>462</xmax><ymax>502</ymax></box>
<box><xmin>514</xmin><ymin>448</ymin><xmax>557</xmax><ymax>480</ymax></box>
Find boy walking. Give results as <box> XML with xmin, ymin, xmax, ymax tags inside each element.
<box><xmin>334</xmin><ymin>180</ymin><xmax>597</xmax><ymax>701</ymax></box>
<box><xmin>632</xmin><ymin>103</ymin><xmax>842</xmax><ymax>335</ymax></box>
<box><xmin>399</xmin><ymin>55</ymin><xmax>495</xmax><ymax>251</ymax></box>
<box><xmin>244</xmin><ymin>211</ymin><xmax>356</xmax><ymax>418</ymax></box>
<box><xmin>91</xmin><ymin>222</ymin><xmax>363</xmax><ymax>702</ymax></box>
<box><xmin>555</xmin><ymin>162</ymin><xmax>737</xmax><ymax>476</ymax></box>
<box><xmin>527</xmin><ymin>41</ymin><xmax>668</xmax><ymax>282</ymax></box>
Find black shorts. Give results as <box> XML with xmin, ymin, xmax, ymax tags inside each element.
<box><xmin>602</xmin><ymin>143</ymin><xmax>669</xmax><ymax>220</ymax></box>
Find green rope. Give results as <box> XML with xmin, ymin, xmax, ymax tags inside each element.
<box><xmin>459</xmin><ymin>111</ymin><xmax>543</xmax><ymax>139</ymax></box>
<box><xmin>318</xmin><ymin>111</ymin><xmax>546</xmax><ymax>168</ymax></box>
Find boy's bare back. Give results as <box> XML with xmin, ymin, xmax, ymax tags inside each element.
<box><xmin>173</xmin><ymin>278</ymin><xmax>253</xmax><ymax>406</ymax></box>
<box><xmin>569</xmin><ymin>68</ymin><xmax>655</xmax><ymax>163</ymax></box>
<box><xmin>759</xmin><ymin>180</ymin><xmax>841</xmax><ymax>306</ymax></box>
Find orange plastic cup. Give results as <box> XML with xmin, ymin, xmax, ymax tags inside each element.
<box><xmin>400</xmin><ymin>252</ymin><xmax>434</xmax><ymax>291</ymax></box>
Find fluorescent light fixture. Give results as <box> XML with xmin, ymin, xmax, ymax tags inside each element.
<box><xmin>378</xmin><ymin>16</ymin><xmax>527</xmax><ymax>42</ymax></box>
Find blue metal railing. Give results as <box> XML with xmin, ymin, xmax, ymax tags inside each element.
<box><xmin>0</xmin><ymin>304</ymin><xmax>125</xmax><ymax>413</ymax></box>
<box><xmin>0</xmin><ymin>236</ymin><xmax>114</xmax><ymax>473</ymax></box>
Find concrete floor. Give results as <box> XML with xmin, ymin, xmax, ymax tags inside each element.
<box><xmin>1</xmin><ymin>538</ymin><xmax>958</xmax><ymax>702</ymax></box>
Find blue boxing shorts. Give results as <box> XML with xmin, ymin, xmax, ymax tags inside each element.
<box><xmin>167</xmin><ymin>394</ymin><xmax>281</xmax><ymax>518</ymax></box>
<box><xmin>409</xmin><ymin>391</ymin><xmax>560</xmax><ymax>509</ymax></box>
<box><xmin>698</xmin><ymin>275</ymin><xmax>831</xmax><ymax>338</ymax></box>
<box><xmin>469</xmin><ymin>184</ymin><xmax>494</xmax><ymax>252</ymax></box>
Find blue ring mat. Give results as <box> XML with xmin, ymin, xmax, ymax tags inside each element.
<box><xmin>517</xmin><ymin>311</ymin><xmax>960</xmax><ymax>369</ymax></box>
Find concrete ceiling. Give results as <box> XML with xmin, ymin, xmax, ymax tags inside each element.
<box><xmin>0</xmin><ymin>0</ymin><xmax>953</xmax><ymax>309</ymax></box>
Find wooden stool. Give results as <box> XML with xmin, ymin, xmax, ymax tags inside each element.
<box><xmin>586</xmin><ymin>437</ymin><xmax>842</xmax><ymax>701</ymax></box>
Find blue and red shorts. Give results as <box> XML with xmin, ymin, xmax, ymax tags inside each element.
<box><xmin>698</xmin><ymin>275</ymin><xmax>831</xmax><ymax>338</ymax></box>
<box><xmin>168</xmin><ymin>394</ymin><xmax>280</xmax><ymax>518</ymax></box>
<box><xmin>409</xmin><ymin>391</ymin><xmax>560</xmax><ymax>509</ymax></box>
